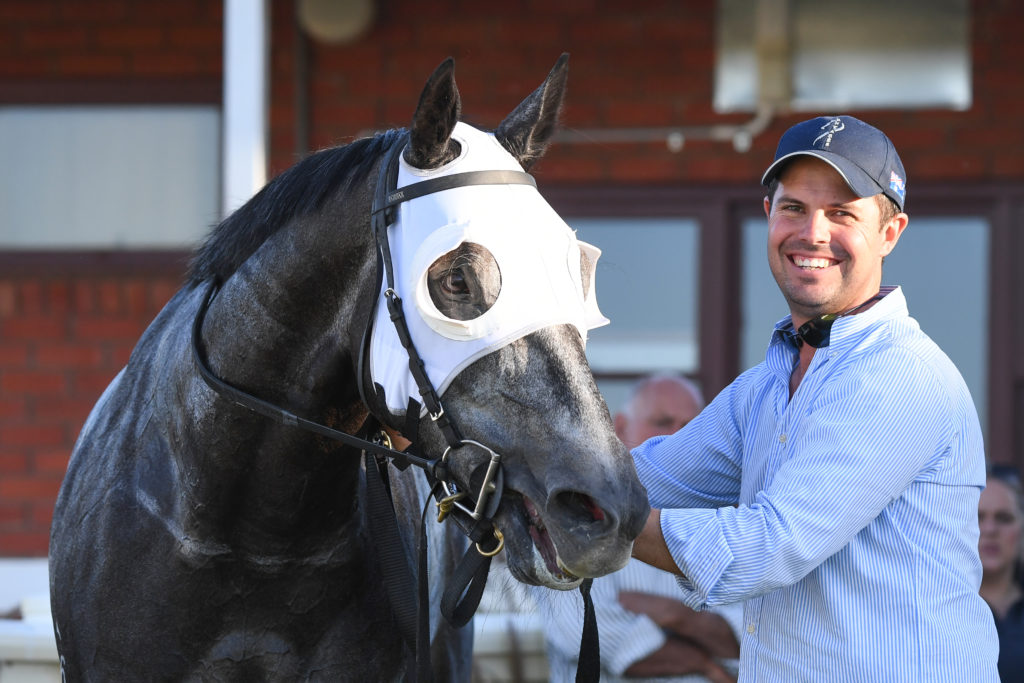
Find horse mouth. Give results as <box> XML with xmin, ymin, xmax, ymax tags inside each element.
<box><xmin>520</xmin><ymin>495</ymin><xmax>580</xmax><ymax>585</ymax></box>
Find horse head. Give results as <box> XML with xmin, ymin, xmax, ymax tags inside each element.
<box><xmin>363</xmin><ymin>55</ymin><xmax>650</xmax><ymax>589</ymax></box>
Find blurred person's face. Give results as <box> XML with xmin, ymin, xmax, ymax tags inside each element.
<box><xmin>615</xmin><ymin>379</ymin><xmax>702</xmax><ymax>449</ymax></box>
<box><xmin>978</xmin><ymin>477</ymin><xmax>1022</xmax><ymax>577</ymax></box>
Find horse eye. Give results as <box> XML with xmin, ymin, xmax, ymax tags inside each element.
<box><xmin>442</xmin><ymin>269</ymin><xmax>468</xmax><ymax>295</ymax></box>
<box><xmin>427</xmin><ymin>242</ymin><xmax>501</xmax><ymax>321</ymax></box>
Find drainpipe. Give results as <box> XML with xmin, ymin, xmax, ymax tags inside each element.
<box><xmin>222</xmin><ymin>0</ymin><xmax>270</xmax><ymax>219</ymax></box>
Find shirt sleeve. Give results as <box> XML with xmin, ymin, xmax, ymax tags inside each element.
<box><xmin>645</xmin><ymin>346</ymin><xmax>957</xmax><ymax>608</ymax></box>
<box><xmin>632</xmin><ymin>367</ymin><xmax>754</xmax><ymax>510</ymax></box>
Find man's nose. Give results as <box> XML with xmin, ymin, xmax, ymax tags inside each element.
<box><xmin>798</xmin><ymin>211</ymin><xmax>831</xmax><ymax>244</ymax></box>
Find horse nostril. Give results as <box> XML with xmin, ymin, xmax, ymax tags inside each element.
<box><xmin>555</xmin><ymin>490</ymin><xmax>607</xmax><ymax>523</ymax></box>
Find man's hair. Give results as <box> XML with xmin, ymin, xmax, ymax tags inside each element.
<box><xmin>621</xmin><ymin>373</ymin><xmax>705</xmax><ymax>417</ymax></box>
<box><xmin>766</xmin><ymin>176</ymin><xmax>901</xmax><ymax>230</ymax></box>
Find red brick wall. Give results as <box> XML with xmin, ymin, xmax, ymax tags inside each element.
<box><xmin>0</xmin><ymin>257</ymin><xmax>185</xmax><ymax>555</ymax></box>
<box><xmin>2</xmin><ymin>0</ymin><xmax>1023</xmax><ymax>556</ymax></box>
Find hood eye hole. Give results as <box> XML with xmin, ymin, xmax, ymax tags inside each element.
<box><xmin>427</xmin><ymin>242</ymin><xmax>501</xmax><ymax>321</ymax></box>
<box><xmin>580</xmin><ymin>250</ymin><xmax>594</xmax><ymax>300</ymax></box>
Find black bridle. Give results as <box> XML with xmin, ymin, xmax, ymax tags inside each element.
<box><xmin>191</xmin><ymin>133</ymin><xmax>599</xmax><ymax>682</ymax></box>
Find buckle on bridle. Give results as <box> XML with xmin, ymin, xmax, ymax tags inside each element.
<box><xmin>440</xmin><ymin>439</ymin><xmax>502</xmax><ymax>522</ymax></box>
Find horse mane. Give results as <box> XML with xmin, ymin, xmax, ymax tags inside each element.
<box><xmin>187</xmin><ymin>128</ymin><xmax>405</xmax><ymax>285</ymax></box>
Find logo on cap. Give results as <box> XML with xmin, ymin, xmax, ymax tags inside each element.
<box><xmin>889</xmin><ymin>171</ymin><xmax>906</xmax><ymax>202</ymax></box>
<box><xmin>813</xmin><ymin>117</ymin><xmax>845</xmax><ymax>148</ymax></box>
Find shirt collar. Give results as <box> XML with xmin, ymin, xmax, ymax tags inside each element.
<box><xmin>770</xmin><ymin>286</ymin><xmax>906</xmax><ymax>351</ymax></box>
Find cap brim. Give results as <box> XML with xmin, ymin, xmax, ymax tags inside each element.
<box><xmin>761</xmin><ymin>150</ymin><xmax>883</xmax><ymax>200</ymax></box>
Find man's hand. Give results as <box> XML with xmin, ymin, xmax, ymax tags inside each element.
<box><xmin>622</xmin><ymin>636</ymin><xmax>736</xmax><ymax>682</ymax></box>
<box><xmin>619</xmin><ymin>591</ymin><xmax>740</xmax><ymax>659</ymax></box>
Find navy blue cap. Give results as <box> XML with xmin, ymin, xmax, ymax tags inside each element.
<box><xmin>761</xmin><ymin>115</ymin><xmax>907</xmax><ymax>211</ymax></box>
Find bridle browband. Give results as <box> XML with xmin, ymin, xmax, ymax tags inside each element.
<box><xmin>189</xmin><ymin>132</ymin><xmax>579</xmax><ymax>682</ymax></box>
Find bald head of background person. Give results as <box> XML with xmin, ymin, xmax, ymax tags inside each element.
<box><xmin>615</xmin><ymin>374</ymin><xmax>705</xmax><ymax>450</ymax></box>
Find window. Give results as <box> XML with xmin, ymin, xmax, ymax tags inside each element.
<box><xmin>716</xmin><ymin>0</ymin><xmax>970</xmax><ymax>112</ymax></box>
<box><xmin>740</xmin><ymin>215</ymin><xmax>990</xmax><ymax>432</ymax></box>
<box><xmin>569</xmin><ymin>217</ymin><xmax>701</xmax><ymax>413</ymax></box>
<box><xmin>570</xmin><ymin>217</ymin><xmax>700</xmax><ymax>374</ymax></box>
<box><xmin>0</xmin><ymin>106</ymin><xmax>220</xmax><ymax>249</ymax></box>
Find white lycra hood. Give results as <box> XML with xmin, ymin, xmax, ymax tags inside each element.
<box><xmin>369</xmin><ymin>122</ymin><xmax>609</xmax><ymax>415</ymax></box>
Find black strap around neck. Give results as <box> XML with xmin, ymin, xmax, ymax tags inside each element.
<box><xmin>791</xmin><ymin>287</ymin><xmax>893</xmax><ymax>349</ymax></box>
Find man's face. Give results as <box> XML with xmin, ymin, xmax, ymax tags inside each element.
<box><xmin>763</xmin><ymin>157</ymin><xmax>907</xmax><ymax>328</ymax></box>
<box><xmin>978</xmin><ymin>477</ymin><xmax>1022</xmax><ymax>577</ymax></box>
<box><xmin>616</xmin><ymin>379</ymin><xmax>703</xmax><ymax>449</ymax></box>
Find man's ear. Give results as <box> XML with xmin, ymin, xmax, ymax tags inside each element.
<box><xmin>763</xmin><ymin>196</ymin><xmax>772</xmax><ymax>218</ymax></box>
<box><xmin>880</xmin><ymin>213</ymin><xmax>909</xmax><ymax>258</ymax></box>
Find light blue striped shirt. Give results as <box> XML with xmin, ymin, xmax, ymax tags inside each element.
<box><xmin>633</xmin><ymin>287</ymin><xmax>1000</xmax><ymax>682</ymax></box>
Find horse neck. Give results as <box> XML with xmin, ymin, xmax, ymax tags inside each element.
<box><xmin>178</xmin><ymin>232</ymin><xmax>380</xmax><ymax>552</ymax></box>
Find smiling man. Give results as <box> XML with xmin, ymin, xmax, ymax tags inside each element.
<box><xmin>629</xmin><ymin>116</ymin><xmax>1000</xmax><ymax>681</ymax></box>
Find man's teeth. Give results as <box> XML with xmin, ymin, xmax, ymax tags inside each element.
<box><xmin>794</xmin><ymin>256</ymin><xmax>832</xmax><ymax>269</ymax></box>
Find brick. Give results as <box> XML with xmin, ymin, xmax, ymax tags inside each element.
<box><xmin>94</xmin><ymin>25</ymin><xmax>165</xmax><ymax>50</ymax></box>
<box><xmin>57</xmin><ymin>53</ymin><xmax>129</xmax><ymax>77</ymax></box>
<box><xmin>110</xmin><ymin>343</ymin><xmax>135</xmax><ymax>367</ymax></box>
<box><xmin>31</xmin><ymin>503</ymin><xmax>54</xmax><ymax>528</ymax></box>
<box><xmin>97</xmin><ymin>281</ymin><xmax>121</xmax><ymax>314</ymax></box>
<box><xmin>0</xmin><ymin>452</ymin><xmax>29</xmax><ymax>475</ymax></box>
<box><xmin>58</xmin><ymin>0</ymin><xmax>129</xmax><ymax>23</ymax></box>
<box><xmin>0</xmin><ymin>424</ymin><xmax>65</xmax><ymax>448</ymax></box>
<box><xmin>123</xmin><ymin>280</ymin><xmax>148</xmax><ymax>316</ymax></box>
<box><xmin>0</xmin><ymin>503</ymin><xmax>23</xmax><ymax>527</ymax></box>
<box><xmin>72</xmin><ymin>371</ymin><xmax>120</xmax><ymax>398</ymax></box>
<box><xmin>0</xmin><ymin>283</ymin><xmax>15</xmax><ymax>316</ymax></box>
<box><xmin>131</xmin><ymin>51</ymin><xmax>202</xmax><ymax>76</ymax></box>
<box><xmin>0</xmin><ymin>1</ymin><xmax>56</xmax><ymax>22</ymax></box>
<box><xmin>20</xmin><ymin>26</ymin><xmax>88</xmax><ymax>50</ymax></box>
<box><xmin>0</xmin><ymin>397</ymin><xmax>27</xmax><ymax>420</ymax></box>
<box><xmin>31</xmin><ymin>450</ymin><xmax>72</xmax><ymax>477</ymax></box>
<box><xmin>19</xmin><ymin>281</ymin><xmax>42</xmax><ymax>314</ymax></box>
<box><xmin>150</xmin><ymin>281</ymin><xmax>180</xmax><ymax>309</ymax></box>
<box><xmin>46</xmin><ymin>282</ymin><xmax>70</xmax><ymax>314</ymax></box>
<box><xmin>32</xmin><ymin>397</ymin><xmax>94</xmax><ymax>424</ymax></box>
<box><xmin>0</xmin><ymin>345</ymin><xmax>29</xmax><ymax>368</ymax></box>
<box><xmin>0</xmin><ymin>532</ymin><xmax>49</xmax><ymax>557</ymax></box>
<box><xmin>0</xmin><ymin>476</ymin><xmax>63</xmax><ymax>501</ymax></box>
<box><xmin>74</xmin><ymin>317</ymin><xmax>145</xmax><ymax>341</ymax></box>
<box><xmin>167</xmin><ymin>26</ymin><xmax>221</xmax><ymax>50</ymax></box>
<box><xmin>73</xmin><ymin>280</ymin><xmax>94</xmax><ymax>314</ymax></box>
<box><xmin>0</xmin><ymin>315</ymin><xmax>65</xmax><ymax>340</ymax></box>
<box><xmin>35</xmin><ymin>344</ymin><xmax>104</xmax><ymax>368</ymax></box>
<box><xmin>0</xmin><ymin>370</ymin><xmax>67</xmax><ymax>396</ymax></box>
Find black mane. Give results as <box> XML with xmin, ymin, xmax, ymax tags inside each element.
<box><xmin>187</xmin><ymin>128</ymin><xmax>405</xmax><ymax>285</ymax></box>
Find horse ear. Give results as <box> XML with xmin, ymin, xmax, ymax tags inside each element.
<box><xmin>406</xmin><ymin>57</ymin><xmax>462</xmax><ymax>169</ymax></box>
<box><xmin>495</xmin><ymin>53</ymin><xmax>569</xmax><ymax>171</ymax></box>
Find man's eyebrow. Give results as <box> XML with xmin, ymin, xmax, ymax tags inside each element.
<box><xmin>775</xmin><ymin>194</ymin><xmax>804</xmax><ymax>205</ymax></box>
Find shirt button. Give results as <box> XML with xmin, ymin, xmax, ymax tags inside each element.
<box><xmin>747</xmin><ymin>624</ymin><xmax>756</xmax><ymax>634</ymax></box>
<box><xmin>779</xmin><ymin>434</ymin><xmax>787</xmax><ymax>443</ymax></box>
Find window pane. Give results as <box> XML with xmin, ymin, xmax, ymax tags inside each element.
<box><xmin>569</xmin><ymin>218</ymin><xmax>700</xmax><ymax>374</ymax></box>
<box><xmin>884</xmin><ymin>217</ymin><xmax>989</xmax><ymax>430</ymax></box>
<box><xmin>715</xmin><ymin>0</ymin><xmax>970</xmax><ymax>111</ymax></box>
<box><xmin>0</xmin><ymin>106</ymin><xmax>220</xmax><ymax>249</ymax></box>
<box><xmin>741</xmin><ymin>216</ymin><xmax>990</xmax><ymax>432</ymax></box>
<box><xmin>740</xmin><ymin>218</ymin><xmax>788</xmax><ymax>370</ymax></box>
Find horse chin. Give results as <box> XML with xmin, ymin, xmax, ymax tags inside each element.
<box><xmin>497</xmin><ymin>493</ymin><xmax>584</xmax><ymax>591</ymax></box>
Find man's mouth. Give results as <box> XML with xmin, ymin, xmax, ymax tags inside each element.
<box><xmin>790</xmin><ymin>255</ymin><xmax>836</xmax><ymax>270</ymax></box>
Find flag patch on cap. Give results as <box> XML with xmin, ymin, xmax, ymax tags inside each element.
<box><xmin>889</xmin><ymin>171</ymin><xmax>906</xmax><ymax>201</ymax></box>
